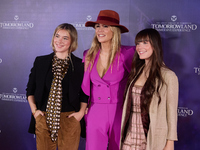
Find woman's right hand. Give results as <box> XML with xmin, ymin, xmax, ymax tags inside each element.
<box><xmin>33</xmin><ymin>110</ymin><xmax>44</xmax><ymax>119</ymax></box>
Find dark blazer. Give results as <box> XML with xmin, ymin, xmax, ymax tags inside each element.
<box><xmin>26</xmin><ymin>52</ymin><xmax>88</xmax><ymax>137</ymax></box>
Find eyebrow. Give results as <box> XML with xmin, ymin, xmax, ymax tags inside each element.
<box><xmin>55</xmin><ymin>33</ymin><xmax>69</xmax><ymax>38</ymax></box>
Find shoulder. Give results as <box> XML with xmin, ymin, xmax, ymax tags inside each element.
<box><xmin>83</xmin><ymin>49</ymin><xmax>89</xmax><ymax>58</ymax></box>
<box><xmin>161</xmin><ymin>67</ymin><xmax>178</xmax><ymax>82</ymax></box>
<box><xmin>35</xmin><ymin>52</ymin><xmax>54</xmax><ymax>62</ymax></box>
<box><xmin>120</xmin><ymin>45</ymin><xmax>136</xmax><ymax>52</ymax></box>
<box><xmin>120</xmin><ymin>45</ymin><xmax>135</xmax><ymax>56</ymax></box>
<box><xmin>71</xmin><ymin>53</ymin><xmax>82</xmax><ymax>63</ymax></box>
<box><xmin>82</xmin><ymin>49</ymin><xmax>90</xmax><ymax>62</ymax></box>
<box><xmin>120</xmin><ymin>45</ymin><xmax>135</xmax><ymax>61</ymax></box>
<box><xmin>71</xmin><ymin>53</ymin><xmax>84</xmax><ymax>72</ymax></box>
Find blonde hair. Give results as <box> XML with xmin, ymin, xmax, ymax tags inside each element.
<box><xmin>51</xmin><ymin>23</ymin><xmax>78</xmax><ymax>53</ymax></box>
<box><xmin>85</xmin><ymin>26</ymin><xmax>121</xmax><ymax>71</ymax></box>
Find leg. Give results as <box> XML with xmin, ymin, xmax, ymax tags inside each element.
<box><xmin>58</xmin><ymin>112</ymin><xmax>81</xmax><ymax>150</ymax></box>
<box><xmin>35</xmin><ymin>114</ymin><xmax>56</xmax><ymax>150</ymax></box>
<box><xmin>108</xmin><ymin>103</ymin><xmax>123</xmax><ymax>150</ymax></box>
<box><xmin>85</xmin><ymin>103</ymin><xmax>109</xmax><ymax>150</ymax></box>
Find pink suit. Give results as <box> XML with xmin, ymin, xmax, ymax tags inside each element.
<box><xmin>81</xmin><ymin>45</ymin><xmax>135</xmax><ymax>150</ymax></box>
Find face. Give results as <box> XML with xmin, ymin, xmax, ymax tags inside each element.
<box><xmin>95</xmin><ymin>23</ymin><xmax>113</xmax><ymax>44</ymax></box>
<box><xmin>136</xmin><ymin>40</ymin><xmax>153</xmax><ymax>63</ymax></box>
<box><xmin>53</xmin><ymin>29</ymin><xmax>71</xmax><ymax>54</ymax></box>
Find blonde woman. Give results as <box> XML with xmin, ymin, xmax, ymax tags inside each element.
<box><xmin>81</xmin><ymin>10</ymin><xmax>135</xmax><ymax>150</ymax></box>
<box><xmin>26</xmin><ymin>23</ymin><xmax>88</xmax><ymax>150</ymax></box>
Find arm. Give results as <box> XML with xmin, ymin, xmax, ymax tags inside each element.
<box><xmin>68</xmin><ymin>102</ymin><xmax>87</xmax><ymax>121</ymax></box>
<box><xmin>27</xmin><ymin>95</ymin><xmax>44</xmax><ymax>119</ymax></box>
<box><xmin>163</xmin><ymin>140</ymin><xmax>174</xmax><ymax>150</ymax></box>
<box><xmin>164</xmin><ymin>71</ymin><xmax>179</xmax><ymax>149</ymax></box>
<box><xmin>26</xmin><ymin>57</ymin><xmax>44</xmax><ymax>119</ymax></box>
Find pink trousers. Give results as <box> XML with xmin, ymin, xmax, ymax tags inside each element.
<box><xmin>85</xmin><ymin>103</ymin><xmax>123</xmax><ymax>150</ymax></box>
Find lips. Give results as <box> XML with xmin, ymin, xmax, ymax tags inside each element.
<box><xmin>55</xmin><ymin>43</ymin><xmax>64</xmax><ymax>48</ymax></box>
<box><xmin>138</xmin><ymin>50</ymin><xmax>146</xmax><ymax>54</ymax></box>
<box><xmin>98</xmin><ymin>34</ymin><xmax>105</xmax><ymax>37</ymax></box>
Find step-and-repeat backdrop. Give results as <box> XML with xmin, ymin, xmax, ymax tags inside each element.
<box><xmin>0</xmin><ymin>0</ymin><xmax>199</xmax><ymax>149</ymax></box>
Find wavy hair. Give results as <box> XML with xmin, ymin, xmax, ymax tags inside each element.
<box><xmin>125</xmin><ymin>28</ymin><xmax>168</xmax><ymax>113</ymax></box>
<box><xmin>84</xmin><ymin>26</ymin><xmax>121</xmax><ymax>71</ymax></box>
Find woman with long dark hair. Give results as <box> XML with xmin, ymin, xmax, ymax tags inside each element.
<box><xmin>120</xmin><ymin>28</ymin><xmax>179</xmax><ymax>150</ymax></box>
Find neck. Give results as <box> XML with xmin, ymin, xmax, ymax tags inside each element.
<box><xmin>143</xmin><ymin>61</ymin><xmax>151</xmax><ymax>77</ymax></box>
<box><xmin>100</xmin><ymin>42</ymin><xmax>111</xmax><ymax>54</ymax></box>
<box><xmin>101</xmin><ymin>44</ymin><xmax>111</xmax><ymax>55</ymax></box>
<box><xmin>55</xmin><ymin>51</ymin><xmax>69</xmax><ymax>59</ymax></box>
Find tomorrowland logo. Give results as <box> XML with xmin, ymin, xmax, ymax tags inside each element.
<box><xmin>87</xmin><ymin>15</ymin><xmax>92</xmax><ymax>21</ymax></box>
<box><xmin>171</xmin><ymin>15</ymin><xmax>177</xmax><ymax>22</ymax></box>
<box><xmin>151</xmin><ymin>15</ymin><xmax>197</xmax><ymax>32</ymax></box>
<box><xmin>0</xmin><ymin>15</ymin><xmax>34</xmax><ymax>30</ymax></box>
<box><xmin>14</xmin><ymin>15</ymin><xmax>19</xmax><ymax>21</ymax></box>
<box><xmin>178</xmin><ymin>107</ymin><xmax>194</xmax><ymax>117</ymax></box>
<box><xmin>71</xmin><ymin>15</ymin><xmax>94</xmax><ymax>31</ymax></box>
<box><xmin>194</xmin><ymin>66</ymin><xmax>200</xmax><ymax>75</ymax></box>
<box><xmin>13</xmin><ymin>88</ymin><xmax>17</xmax><ymax>93</ymax></box>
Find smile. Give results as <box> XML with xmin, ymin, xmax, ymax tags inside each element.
<box><xmin>98</xmin><ymin>34</ymin><xmax>105</xmax><ymax>37</ymax></box>
<box><xmin>138</xmin><ymin>51</ymin><xmax>146</xmax><ymax>54</ymax></box>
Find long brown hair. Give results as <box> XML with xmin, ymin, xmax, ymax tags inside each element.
<box><xmin>125</xmin><ymin>28</ymin><xmax>168</xmax><ymax>113</ymax></box>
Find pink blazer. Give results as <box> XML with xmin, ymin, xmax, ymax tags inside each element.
<box><xmin>81</xmin><ymin>45</ymin><xmax>135</xmax><ymax>104</ymax></box>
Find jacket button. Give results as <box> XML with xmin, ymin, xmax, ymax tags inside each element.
<box><xmin>98</xmin><ymin>97</ymin><xmax>101</xmax><ymax>100</ymax></box>
<box><xmin>108</xmin><ymin>97</ymin><xmax>110</xmax><ymax>100</ymax></box>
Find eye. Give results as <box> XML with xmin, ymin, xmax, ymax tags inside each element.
<box><xmin>95</xmin><ymin>24</ymin><xmax>100</xmax><ymax>28</ymax></box>
<box><xmin>103</xmin><ymin>25</ymin><xmax>108</xmax><ymax>28</ymax></box>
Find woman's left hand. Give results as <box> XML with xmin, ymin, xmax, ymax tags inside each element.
<box><xmin>68</xmin><ymin>111</ymin><xmax>85</xmax><ymax>121</ymax></box>
<box><xmin>163</xmin><ymin>140</ymin><xmax>174</xmax><ymax>150</ymax></box>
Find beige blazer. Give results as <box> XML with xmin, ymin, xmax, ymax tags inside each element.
<box><xmin>120</xmin><ymin>67</ymin><xmax>179</xmax><ymax>150</ymax></box>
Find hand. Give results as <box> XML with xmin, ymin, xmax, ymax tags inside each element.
<box><xmin>85</xmin><ymin>108</ymin><xmax>88</xmax><ymax>115</ymax></box>
<box><xmin>33</xmin><ymin>110</ymin><xmax>44</xmax><ymax>119</ymax></box>
<box><xmin>163</xmin><ymin>140</ymin><xmax>174</xmax><ymax>150</ymax></box>
<box><xmin>68</xmin><ymin>111</ymin><xmax>85</xmax><ymax>121</ymax></box>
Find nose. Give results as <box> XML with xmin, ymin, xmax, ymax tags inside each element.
<box><xmin>57</xmin><ymin>37</ymin><xmax>63</xmax><ymax>43</ymax></box>
<box><xmin>97</xmin><ymin>26</ymin><xmax>103</xmax><ymax>32</ymax></box>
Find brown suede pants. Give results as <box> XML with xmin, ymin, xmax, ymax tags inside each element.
<box><xmin>35</xmin><ymin>111</ymin><xmax>81</xmax><ymax>150</ymax></box>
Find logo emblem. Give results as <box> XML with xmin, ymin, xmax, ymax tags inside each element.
<box><xmin>13</xmin><ymin>88</ymin><xmax>17</xmax><ymax>93</ymax></box>
<box><xmin>87</xmin><ymin>15</ymin><xmax>92</xmax><ymax>21</ymax></box>
<box><xmin>0</xmin><ymin>58</ymin><xmax>2</xmax><ymax>63</ymax></box>
<box><xmin>171</xmin><ymin>15</ymin><xmax>177</xmax><ymax>22</ymax></box>
<box><xmin>14</xmin><ymin>15</ymin><xmax>19</xmax><ymax>21</ymax></box>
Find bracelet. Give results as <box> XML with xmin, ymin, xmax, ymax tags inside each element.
<box><xmin>32</xmin><ymin>109</ymin><xmax>37</xmax><ymax>116</ymax></box>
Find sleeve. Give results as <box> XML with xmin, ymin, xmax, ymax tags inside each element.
<box><xmin>26</xmin><ymin>57</ymin><xmax>38</xmax><ymax>98</ymax></box>
<box><xmin>121</xmin><ymin>46</ymin><xmax>136</xmax><ymax>73</ymax></box>
<box><xmin>81</xmin><ymin>50</ymin><xmax>91</xmax><ymax>96</ymax></box>
<box><xmin>80</xmin><ymin>88</ymin><xmax>89</xmax><ymax>103</ymax></box>
<box><xmin>82</xmin><ymin>50</ymin><xmax>88</xmax><ymax>63</ymax></box>
<box><xmin>166</xmin><ymin>71</ymin><xmax>179</xmax><ymax>141</ymax></box>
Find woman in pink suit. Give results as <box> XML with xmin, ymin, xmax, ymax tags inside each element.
<box><xmin>81</xmin><ymin>10</ymin><xmax>135</xmax><ymax>150</ymax></box>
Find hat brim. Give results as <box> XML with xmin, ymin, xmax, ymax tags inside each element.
<box><xmin>85</xmin><ymin>20</ymin><xmax>129</xmax><ymax>33</ymax></box>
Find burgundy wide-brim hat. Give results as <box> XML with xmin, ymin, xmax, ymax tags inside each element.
<box><xmin>85</xmin><ymin>10</ymin><xmax>129</xmax><ymax>33</ymax></box>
